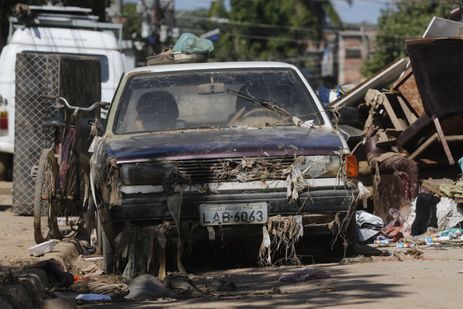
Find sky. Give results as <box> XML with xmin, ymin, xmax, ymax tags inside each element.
<box><xmin>174</xmin><ymin>0</ymin><xmax>385</xmax><ymax>24</ymax></box>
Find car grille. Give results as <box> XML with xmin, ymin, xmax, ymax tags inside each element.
<box><xmin>172</xmin><ymin>156</ymin><xmax>297</xmax><ymax>183</ymax></box>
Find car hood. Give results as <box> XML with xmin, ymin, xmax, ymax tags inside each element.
<box><xmin>107</xmin><ymin>127</ymin><xmax>344</xmax><ymax>163</ymax></box>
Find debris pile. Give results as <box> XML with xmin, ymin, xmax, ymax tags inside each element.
<box><xmin>329</xmin><ymin>16</ymin><xmax>463</xmax><ymax>224</ymax></box>
<box><xmin>258</xmin><ymin>215</ymin><xmax>304</xmax><ymax>266</ymax></box>
<box><xmin>327</xmin><ymin>16</ymin><xmax>463</xmax><ymax>250</ymax></box>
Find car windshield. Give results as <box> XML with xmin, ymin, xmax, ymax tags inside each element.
<box><xmin>114</xmin><ymin>68</ymin><xmax>323</xmax><ymax>134</ymax></box>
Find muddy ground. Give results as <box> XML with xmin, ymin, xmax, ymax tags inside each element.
<box><xmin>74</xmin><ymin>248</ymin><xmax>463</xmax><ymax>309</ymax></box>
<box><xmin>1</xmin><ymin>181</ymin><xmax>462</xmax><ymax>309</ymax></box>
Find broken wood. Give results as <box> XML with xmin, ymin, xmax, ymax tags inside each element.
<box><xmin>408</xmin><ymin>133</ymin><xmax>438</xmax><ymax>160</ymax></box>
<box><xmin>384</xmin><ymin>129</ymin><xmax>402</xmax><ymax>138</ymax></box>
<box><xmin>392</xmin><ymin>68</ymin><xmax>426</xmax><ymax>117</ymax></box>
<box><xmin>433</xmin><ymin>116</ymin><xmax>455</xmax><ymax>165</ymax></box>
<box><xmin>397</xmin><ymin>96</ymin><xmax>418</xmax><ymax>125</ymax></box>
<box><xmin>381</xmin><ymin>94</ymin><xmax>407</xmax><ymax>131</ymax></box>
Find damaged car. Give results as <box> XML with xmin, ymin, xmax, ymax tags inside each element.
<box><xmin>90</xmin><ymin>61</ymin><xmax>359</xmax><ymax>274</ymax></box>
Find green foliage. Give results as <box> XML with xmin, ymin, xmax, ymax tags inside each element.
<box><xmin>122</xmin><ymin>3</ymin><xmax>142</xmax><ymax>39</ymax></box>
<box><xmin>211</xmin><ymin>0</ymin><xmax>348</xmax><ymax>62</ymax></box>
<box><xmin>362</xmin><ymin>1</ymin><xmax>455</xmax><ymax>77</ymax></box>
<box><xmin>209</xmin><ymin>0</ymin><xmax>228</xmax><ymax>18</ymax></box>
<box><xmin>176</xmin><ymin>8</ymin><xmax>211</xmax><ymax>36</ymax></box>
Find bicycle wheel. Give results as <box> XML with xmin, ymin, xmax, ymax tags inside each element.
<box><xmin>56</xmin><ymin>155</ymin><xmax>90</xmax><ymax>239</ymax></box>
<box><xmin>33</xmin><ymin>149</ymin><xmax>59</xmax><ymax>244</ymax></box>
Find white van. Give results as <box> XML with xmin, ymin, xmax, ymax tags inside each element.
<box><xmin>0</xmin><ymin>5</ymin><xmax>126</xmax><ymax>177</ymax></box>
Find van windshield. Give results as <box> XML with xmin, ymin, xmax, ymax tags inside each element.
<box><xmin>114</xmin><ymin>68</ymin><xmax>323</xmax><ymax>134</ymax></box>
<box><xmin>23</xmin><ymin>51</ymin><xmax>109</xmax><ymax>82</ymax></box>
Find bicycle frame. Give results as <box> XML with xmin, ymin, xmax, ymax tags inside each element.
<box><xmin>48</xmin><ymin>97</ymin><xmax>104</xmax><ymax>197</ymax></box>
<box><xmin>33</xmin><ymin>96</ymin><xmax>106</xmax><ymax>242</ymax></box>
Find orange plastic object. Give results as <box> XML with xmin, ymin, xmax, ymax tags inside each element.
<box><xmin>344</xmin><ymin>154</ymin><xmax>358</xmax><ymax>178</ymax></box>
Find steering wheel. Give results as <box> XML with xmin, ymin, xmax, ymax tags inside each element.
<box><xmin>227</xmin><ymin>107</ymin><xmax>283</xmax><ymax>126</ymax></box>
<box><xmin>241</xmin><ymin>108</ymin><xmax>278</xmax><ymax>119</ymax></box>
<box><xmin>227</xmin><ymin>107</ymin><xmax>246</xmax><ymax>126</ymax></box>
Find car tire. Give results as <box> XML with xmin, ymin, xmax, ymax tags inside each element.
<box><xmin>97</xmin><ymin>213</ymin><xmax>115</xmax><ymax>274</ymax></box>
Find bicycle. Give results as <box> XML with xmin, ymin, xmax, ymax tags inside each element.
<box><xmin>33</xmin><ymin>96</ymin><xmax>106</xmax><ymax>244</ymax></box>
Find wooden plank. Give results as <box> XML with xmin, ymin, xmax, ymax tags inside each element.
<box><xmin>397</xmin><ymin>96</ymin><xmax>418</xmax><ymax>125</ymax></box>
<box><xmin>397</xmin><ymin>118</ymin><xmax>408</xmax><ymax>130</ymax></box>
<box><xmin>433</xmin><ymin>116</ymin><xmax>455</xmax><ymax>165</ymax></box>
<box><xmin>376</xmin><ymin>138</ymin><xmax>397</xmax><ymax>148</ymax></box>
<box><xmin>381</xmin><ymin>94</ymin><xmax>407</xmax><ymax>131</ymax></box>
<box><xmin>364</xmin><ymin>89</ymin><xmax>382</xmax><ymax>106</ymax></box>
<box><xmin>376</xmin><ymin>130</ymin><xmax>389</xmax><ymax>142</ymax></box>
<box><xmin>419</xmin><ymin>158</ymin><xmax>438</xmax><ymax>165</ymax></box>
<box><xmin>384</xmin><ymin>128</ymin><xmax>402</xmax><ymax>137</ymax></box>
<box><xmin>408</xmin><ymin>133</ymin><xmax>438</xmax><ymax>160</ymax></box>
<box><xmin>446</xmin><ymin>135</ymin><xmax>463</xmax><ymax>142</ymax></box>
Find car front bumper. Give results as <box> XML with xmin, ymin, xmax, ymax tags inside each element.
<box><xmin>109</xmin><ymin>187</ymin><xmax>357</xmax><ymax>224</ymax></box>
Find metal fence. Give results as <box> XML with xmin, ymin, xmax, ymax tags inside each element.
<box><xmin>13</xmin><ymin>53</ymin><xmax>59</xmax><ymax>215</ymax></box>
<box><xmin>12</xmin><ymin>53</ymin><xmax>101</xmax><ymax>215</ymax></box>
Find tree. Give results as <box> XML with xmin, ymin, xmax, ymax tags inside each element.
<box><xmin>211</xmin><ymin>0</ymin><xmax>350</xmax><ymax>63</ymax></box>
<box><xmin>122</xmin><ymin>2</ymin><xmax>142</xmax><ymax>39</ymax></box>
<box><xmin>362</xmin><ymin>0</ymin><xmax>455</xmax><ymax>77</ymax></box>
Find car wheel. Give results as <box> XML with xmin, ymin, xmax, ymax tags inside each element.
<box><xmin>97</xmin><ymin>213</ymin><xmax>115</xmax><ymax>274</ymax></box>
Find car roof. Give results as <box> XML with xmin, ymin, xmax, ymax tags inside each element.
<box><xmin>127</xmin><ymin>61</ymin><xmax>298</xmax><ymax>74</ymax></box>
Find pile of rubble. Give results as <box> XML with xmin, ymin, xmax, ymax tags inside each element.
<box><xmin>327</xmin><ymin>16</ymin><xmax>463</xmax><ymax>248</ymax></box>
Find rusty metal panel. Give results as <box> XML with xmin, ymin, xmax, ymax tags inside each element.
<box><xmin>407</xmin><ymin>37</ymin><xmax>463</xmax><ymax>117</ymax></box>
<box><xmin>392</xmin><ymin>69</ymin><xmax>425</xmax><ymax>117</ymax></box>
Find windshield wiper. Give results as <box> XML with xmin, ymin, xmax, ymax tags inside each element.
<box><xmin>227</xmin><ymin>89</ymin><xmax>309</xmax><ymax>127</ymax></box>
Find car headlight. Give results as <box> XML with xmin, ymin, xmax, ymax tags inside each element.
<box><xmin>120</xmin><ymin>162</ymin><xmax>169</xmax><ymax>185</ymax></box>
<box><xmin>299</xmin><ymin>155</ymin><xmax>341</xmax><ymax>178</ymax></box>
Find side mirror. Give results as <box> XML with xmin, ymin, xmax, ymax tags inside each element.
<box><xmin>96</xmin><ymin>102</ymin><xmax>111</xmax><ymax>121</ymax></box>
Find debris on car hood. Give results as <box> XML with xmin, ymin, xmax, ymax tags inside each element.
<box><xmin>107</xmin><ymin>127</ymin><xmax>343</xmax><ymax>163</ymax></box>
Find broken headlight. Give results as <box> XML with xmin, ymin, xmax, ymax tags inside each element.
<box><xmin>120</xmin><ymin>162</ymin><xmax>168</xmax><ymax>185</ymax></box>
<box><xmin>299</xmin><ymin>155</ymin><xmax>341</xmax><ymax>178</ymax></box>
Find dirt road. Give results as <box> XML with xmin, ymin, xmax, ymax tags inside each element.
<box><xmin>0</xmin><ymin>182</ymin><xmax>36</xmax><ymax>268</ymax></box>
<box><xmin>1</xmin><ymin>188</ymin><xmax>462</xmax><ymax>309</ymax></box>
<box><xmin>77</xmin><ymin>247</ymin><xmax>462</xmax><ymax>309</ymax></box>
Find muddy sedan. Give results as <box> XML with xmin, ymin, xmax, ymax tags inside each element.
<box><xmin>90</xmin><ymin>61</ymin><xmax>359</xmax><ymax>273</ymax></box>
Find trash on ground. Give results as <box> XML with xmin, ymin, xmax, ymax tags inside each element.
<box><xmin>28</xmin><ymin>239</ymin><xmax>57</xmax><ymax>256</ymax></box>
<box><xmin>75</xmin><ymin>293</ymin><xmax>111</xmax><ymax>303</ymax></box>
<box><xmin>29</xmin><ymin>258</ymin><xmax>74</xmax><ymax>288</ymax></box>
<box><xmin>125</xmin><ymin>274</ymin><xmax>177</xmax><ymax>300</ymax></box>
<box><xmin>163</xmin><ymin>273</ymin><xmax>206</xmax><ymax>298</ymax></box>
<box><xmin>279</xmin><ymin>268</ymin><xmax>331</xmax><ymax>282</ymax></box>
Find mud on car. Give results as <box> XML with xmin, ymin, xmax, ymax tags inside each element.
<box><xmin>90</xmin><ymin>61</ymin><xmax>359</xmax><ymax>273</ymax></box>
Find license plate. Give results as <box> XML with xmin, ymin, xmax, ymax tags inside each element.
<box><xmin>199</xmin><ymin>202</ymin><xmax>268</xmax><ymax>226</ymax></box>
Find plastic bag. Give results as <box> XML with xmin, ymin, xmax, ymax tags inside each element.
<box><xmin>172</xmin><ymin>33</ymin><xmax>214</xmax><ymax>55</ymax></box>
